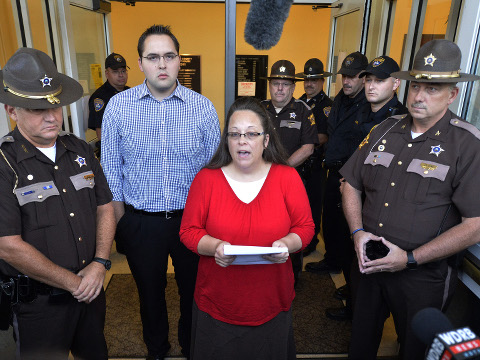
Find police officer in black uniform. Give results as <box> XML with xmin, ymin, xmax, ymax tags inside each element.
<box><xmin>296</xmin><ymin>58</ymin><xmax>333</xmax><ymax>256</ymax></box>
<box><xmin>261</xmin><ymin>60</ymin><xmax>318</xmax><ymax>284</ymax></box>
<box><xmin>0</xmin><ymin>48</ymin><xmax>115</xmax><ymax>359</ymax></box>
<box><xmin>88</xmin><ymin>52</ymin><xmax>129</xmax><ymax>155</ymax></box>
<box><xmin>324</xmin><ymin>55</ymin><xmax>408</xmax><ymax>320</ymax></box>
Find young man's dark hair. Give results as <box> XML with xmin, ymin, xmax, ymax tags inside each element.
<box><xmin>137</xmin><ymin>24</ymin><xmax>180</xmax><ymax>57</ymax></box>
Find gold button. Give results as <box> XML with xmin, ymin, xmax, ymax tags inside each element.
<box><xmin>63</xmin><ymin>189</ymin><xmax>67</xmax><ymax>193</ymax></box>
<box><xmin>382</xmin><ymin>140</ymin><xmax>386</xmax><ymax>144</ymax></box>
<box><xmin>454</xmin><ymin>120</ymin><xmax>459</xmax><ymax>124</ymax></box>
<box><xmin>89</xmin><ymin>182</ymin><xmax>93</xmax><ymax>185</ymax></box>
<box><xmin>408</xmin><ymin>144</ymin><xmax>412</xmax><ymax>147</ymax></box>
<box><xmin>78</xmin><ymin>237</ymin><xmax>82</xmax><ymax>241</ymax></box>
<box><xmin>54</xmin><ymin>166</ymin><xmax>59</xmax><ymax>170</ymax></box>
<box><xmin>70</xmin><ymin>213</ymin><xmax>74</xmax><ymax>217</ymax></box>
<box><xmin>384</xmin><ymin>203</ymin><xmax>389</xmax><ymax>207</ymax></box>
<box><xmin>82</xmin><ymin>260</ymin><xmax>85</xmax><ymax>264</ymax></box>
<box><xmin>398</xmin><ymin>161</ymin><xmax>402</xmax><ymax>165</ymax></box>
<box><xmin>424</xmin><ymin>170</ymin><xmax>428</xmax><ymax>174</ymax></box>
<box><xmin>37</xmin><ymin>195</ymin><xmax>43</xmax><ymax>199</ymax></box>
<box><xmin>373</xmin><ymin>159</ymin><xmax>377</xmax><ymax>163</ymax></box>
<box><xmin>379</xmin><ymin>223</ymin><xmax>383</xmax><ymax>227</ymax></box>
<box><xmin>391</xmin><ymin>182</ymin><xmax>395</xmax><ymax>187</ymax></box>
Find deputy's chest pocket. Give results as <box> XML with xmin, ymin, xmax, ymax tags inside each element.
<box><xmin>362</xmin><ymin>151</ymin><xmax>395</xmax><ymax>190</ymax></box>
<box><xmin>70</xmin><ymin>171</ymin><xmax>95</xmax><ymax>190</ymax></box>
<box><xmin>404</xmin><ymin>159</ymin><xmax>450</xmax><ymax>203</ymax></box>
<box><xmin>279</xmin><ymin>120</ymin><xmax>301</xmax><ymax>130</ymax></box>
<box><xmin>14</xmin><ymin>181</ymin><xmax>60</xmax><ymax>229</ymax></box>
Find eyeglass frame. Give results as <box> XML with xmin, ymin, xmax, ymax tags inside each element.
<box><xmin>226</xmin><ymin>132</ymin><xmax>265</xmax><ymax>140</ymax></box>
<box><xmin>269</xmin><ymin>80</ymin><xmax>295</xmax><ymax>88</ymax></box>
<box><xmin>141</xmin><ymin>53</ymin><xmax>179</xmax><ymax>64</ymax></box>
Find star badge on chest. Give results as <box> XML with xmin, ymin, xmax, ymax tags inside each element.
<box><xmin>429</xmin><ymin>145</ymin><xmax>444</xmax><ymax>157</ymax></box>
<box><xmin>290</xmin><ymin>112</ymin><xmax>296</xmax><ymax>119</ymax></box>
<box><xmin>75</xmin><ymin>155</ymin><xmax>87</xmax><ymax>167</ymax></box>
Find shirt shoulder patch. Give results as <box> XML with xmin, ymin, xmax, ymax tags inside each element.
<box><xmin>323</xmin><ymin>106</ymin><xmax>331</xmax><ymax>118</ymax></box>
<box><xmin>94</xmin><ymin>98</ymin><xmax>105</xmax><ymax>112</ymax></box>
<box><xmin>450</xmin><ymin>118</ymin><xmax>480</xmax><ymax>140</ymax></box>
<box><xmin>0</xmin><ymin>135</ymin><xmax>14</xmax><ymax>148</ymax></box>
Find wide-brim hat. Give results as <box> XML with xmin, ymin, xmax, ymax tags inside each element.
<box><xmin>295</xmin><ymin>58</ymin><xmax>332</xmax><ymax>79</ymax></box>
<box><xmin>359</xmin><ymin>56</ymin><xmax>400</xmax><ymax>79</ymax></box>
<box><xmin>391</xmin><ymin>39</ymin><xmax>480</xmax><ymax>83</ymax></box>
<box><xmin>262</xmin><ymin>60</ymin><xmax>301</xmax><ymax>81</ymax></box>
<box><xmin>337</xmin><ymin>51</ymin><xmax>368</xmax><ymax>76</ymax></box>
<box><xmin>0</xmin><ymin>47</ymin><xmax>83</xmax><ymax>109</ymax></box>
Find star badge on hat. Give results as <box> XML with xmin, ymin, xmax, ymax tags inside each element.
<box><xmin>372</xmin><ymin>57</ymin><xmax>385</xmax><ymax>67</ymax></box>
<box><xmin>280</xmin><ymin>66</ymin><xmax>286</xmax><ymax>73</ymax></box>
<box><xmin>424</xmin><ymin>53</ymin><xmax>437</xmax><ymax>67</ymax></box>
<box><xmin>75</xmin><ymin>155</ymin><xmax>87</xmax><ymax>167</ymax></box>
<box><xmin>40</xmin><ymin>74</ymin><xmax>53</xmax><ymax>87</ymax></box>
<box><xmin>430</xmin><ymin>145</ymin><xmax>444</xmax><ymax>157</ymax></box>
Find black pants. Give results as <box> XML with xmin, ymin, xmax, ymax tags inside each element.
<box><xmin>115</xmin><ymin>210</ymin><xmax>199</xmax><ymax>357</ymax></box>
<box><xmin>321</xmin><ymin>169</ymin><xmax>351</xmax><ymax>268</ymax></box>
<box><xmin>304</xmin><ymin>162</ymin><xmax>327</xmax><ymax>251</ymax></box>
<box><xmin>349</xmin><ymin>260</ymin><xmax>457</xmax><ymax>360</ymax></box>
<box><xmin>12</xmin><ymin>290</ymin><xmax>107</xmax><ymax>360</ymax></box>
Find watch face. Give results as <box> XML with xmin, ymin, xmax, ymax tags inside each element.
<box><xmin>105</xmin><ymin>260</ymin><xmax>112</xmax><ymax>270</ymax></box>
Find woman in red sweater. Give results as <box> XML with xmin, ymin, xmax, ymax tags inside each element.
<box><xmin>180</xmin><ymin>96</ymin><xmax>314</xmax><ymax>360</ymax></box>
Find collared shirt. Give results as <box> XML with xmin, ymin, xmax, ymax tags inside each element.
<box><xmin>0</xmin><ymin>128</ymin><xmax>112</xmax><ymax>276</ymax></box>
<box><xmin>88</xmin><ymin>81</ymin><xmax>129</xmax><ymax>130</ymax></box>
<box><xmin>340</xmin><ymin>110</ymin><xmax>480</xmax><ymax>250</ymax></box>
<box><xmin>262</xmin><ymin>98</ymin><xmax>318</xmax><ymax>156</ymax></box>
<box><xmin>101</xmin><ymin>81</ymin><xmax>220</xmax><ymax>212</ymax></box>
<box><xmin>299</xmin><ymin>90</ymin><xmax>332</xmax><ymax>136</ymax></box>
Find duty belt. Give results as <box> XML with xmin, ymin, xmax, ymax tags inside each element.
<box><xmin>0</xmin><ymin>275</ymin><xmax>68</xmax><ymax>304</ymax></box>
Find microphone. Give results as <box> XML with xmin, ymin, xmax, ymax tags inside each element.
<box><xmin>244</xmin><ymin>0</ymin><xmax>293</xmax><ymax>50</ymax></box>
<box><xmin>412</xmin><ymin>308</ymin><xmax>480</xmax><ymax>360</ymax></box>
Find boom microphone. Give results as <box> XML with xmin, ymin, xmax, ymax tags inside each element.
<box><xmin>244</xmin><ymin>0</ymin><xmax>293</xmax><ymax>50</ymax></box>
<box><xmin>412</xmin><ymin>308</ymin><xmax>480</xmax><ymax>360</ymax></box>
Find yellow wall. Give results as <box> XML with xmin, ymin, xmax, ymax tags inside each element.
<box><xmin>110</xmin><ymin>2</ymin><xmax>331</xmax><ymax>124</ymax></box>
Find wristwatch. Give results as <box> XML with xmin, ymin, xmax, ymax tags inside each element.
<box><xmin>406</xmin><ymin>251</ymin><xmax>417</xmax><ymax>270</ymax></box>
<box><xmin>92</xmin><ymin>257</ymin><xmax>112</xmax><ymax>270</ymax></box>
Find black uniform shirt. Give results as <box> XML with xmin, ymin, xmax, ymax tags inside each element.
<box><xmin>262</xmin><ymin>98</ymin><xmax>319</xmax><ymax>156</ymax></box>
<box><xmin>341</xmin><ymin>110</ymin><xmax>480</xmax><ymax>250</ymax></box>
<box><xmin>88</xmin><ymin>81</ymin><xmax>129</xmax><ymax>130</ymax></box>
<box><xmin>0</xmin><ymin>128</ymin><xmax>112</xmax><ymax>276</ymax></box>
<box><xmin>299</xmin><ymin>90</ymin><xmax>333</xmax><ymax>136</ymax></box>
<box><xmin>325</xmin><ymin>89</ymin><xmax>368</xmax><ymax>166</ymax></box>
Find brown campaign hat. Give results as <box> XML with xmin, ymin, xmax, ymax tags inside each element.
<box><xmin>263</xmin><ymin>60</ymin><xmax>301</xmax><ymax>81</ymax></box>
<box><xmin>0</xmin><ymin>48</ymin><xmax>83</xmax><ymax>109</ymax></box>
<box><xmin>337</xmin><ymin>52</ymin><xmax>368</xmax><ymax>76</ymax></box>
<box><xmin>295</xmin><ymin>58</ymin><xmax>332</xmax><ymax>79</ymax></box>
<box><xmin>105</xmin><ymin>53</ymin><xmax>129</xmax><ymax>70</ymax></box>
<box><xmin>391</xmin><ymin>39</ymin><xmax>480</xmax><ymax>83</ymax></box>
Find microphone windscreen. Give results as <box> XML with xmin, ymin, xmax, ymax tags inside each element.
<box><xmin>411</xmin><ymin>307</ymin><xmax>453</xmax><ymax>346</ymax></box>
<box><xmin>244</xmin><ymin>0</ymin><xmax>294</xmax><ymax>50</ymax></box>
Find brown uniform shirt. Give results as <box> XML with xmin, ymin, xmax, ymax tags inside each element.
<box><xmin>0</xmin><ymin>128</ymin><xmax>112</xmax><ymax>276</ymax></box>
<box><xmin>340</xmin><ymin>110</ymin><xmax>480</xmax><ymax>251</ymax></box>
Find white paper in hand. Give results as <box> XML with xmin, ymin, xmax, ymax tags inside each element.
<box><xmin>223</xmin><ymin>245</ymin><xmax>288</xmax><ymax>265</ymax></box>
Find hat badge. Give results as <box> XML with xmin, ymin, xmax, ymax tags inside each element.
<box><xmin>40</xmin><ymin>74</ymin><xmax>53</xmax><ymax>87</ymax></box>
<box><xmin>424</xmin><ymin>53</ymin><xmax>437</xmax><ymax>67</ymax></box>
<box><xmin>114</xmin><ymin>55</ymin><xmax>123</xmax><ymax>62</ymax></box>
<box><xmin>372</xmin><ymin>58</ymin><xmax>384</xmax><ymax>67</ymax></box>
<box><xmin>308</xmin><ymin>67</ymin><xmax>313</xmax><ymax>72</ymax></box>
<box><xmin>279</xmin><ymin>66</ymin><xmax>286</xmax><ymax>73</ymax></box>
<box><xmin>345</xmin><ymin>57</ymin><xmax>354</xmax><ymax>66</ymax></box>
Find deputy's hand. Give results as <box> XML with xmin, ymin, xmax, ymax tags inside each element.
<box><xmin>361</xmin><ymin>238</ymin><xmax>408</xmax><ymax>274</ymax></box>
<box><xmin>214</xmin><ymin>241</ymin><xmax>236</xmax><ymax>268</ymax></box>
<box><xmin>72</xmin><ymin>261</ymin><xmax>106</xmax><ymax>303</ymax></box>
<box><xmin>263</xmin><ymin>240</ymin><xmax>289</xmax><ymax>263</ymax></box>
<box><xmin>352</xmin><ymin>230</ymin><xmax>383</xmax><ymax>272</ymax></box>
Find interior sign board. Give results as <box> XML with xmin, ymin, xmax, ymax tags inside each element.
<box><xmin>179</xmin><ymin>55</ymin><xmax>201</xmax><ymax>94</ymax></box>
<box><xmin>235</xmin><ymin>55</ymin><xmax>268</xmax><ymax>100</ymax></box>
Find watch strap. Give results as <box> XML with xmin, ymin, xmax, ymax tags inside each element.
<box><xmin>406</xmin><ymin>251</ymin><xmax>417</xmax><ymax>270</ymax></box>
<box><xmin>93</xmin><ymin>257</ymin><xmax>111</xmax><ymax>270</ymax></box>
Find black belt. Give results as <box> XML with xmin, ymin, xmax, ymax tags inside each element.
<box><xmin>1</xmin><ymin>275</ymin><xmax>68</xmax><ymax>304</ymax></box>
<box><xmin>324</xmin><ymin>160</ymin><xmax>346</xmax><ymax>171</ymax></box>
<box><xmin>125</xmin><ymin>204</ymin><xmax>183</xmax><ymax>219</ymax></box>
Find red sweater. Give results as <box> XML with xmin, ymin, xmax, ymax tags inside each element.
<box><xmin>180</xmin><ymin>164</ymin><xmax>314</xmax><ymax>326</ymax></box>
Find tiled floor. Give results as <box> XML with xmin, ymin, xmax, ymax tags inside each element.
<box><xmin>0</xmin><ymin>241</ymin><xmax>398</xmax><ymax>359</ymax></box>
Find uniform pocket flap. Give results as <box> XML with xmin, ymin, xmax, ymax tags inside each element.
<box><xmin>364</xmin><ymin>152</ymin><xmax>395</xmax><ymax>167</ymax></box>
<box><xmin>14</xmin><ymin>181</ymin><xmax>59</xmax><ymax>206</ymax></box>
<box><xmin>279</xmin><ymin>120</ymin><xmax>301</xmax><ymax>130</ymax></box>
<box><xmin>407</xmin><ymin>159</ymin><xmax>449</xmax><ymax>181</ymax></box>
<box><xmin>70</xmin><ymin>171</ymin><xmax>95</xmax><ymax>191</ymax></box>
